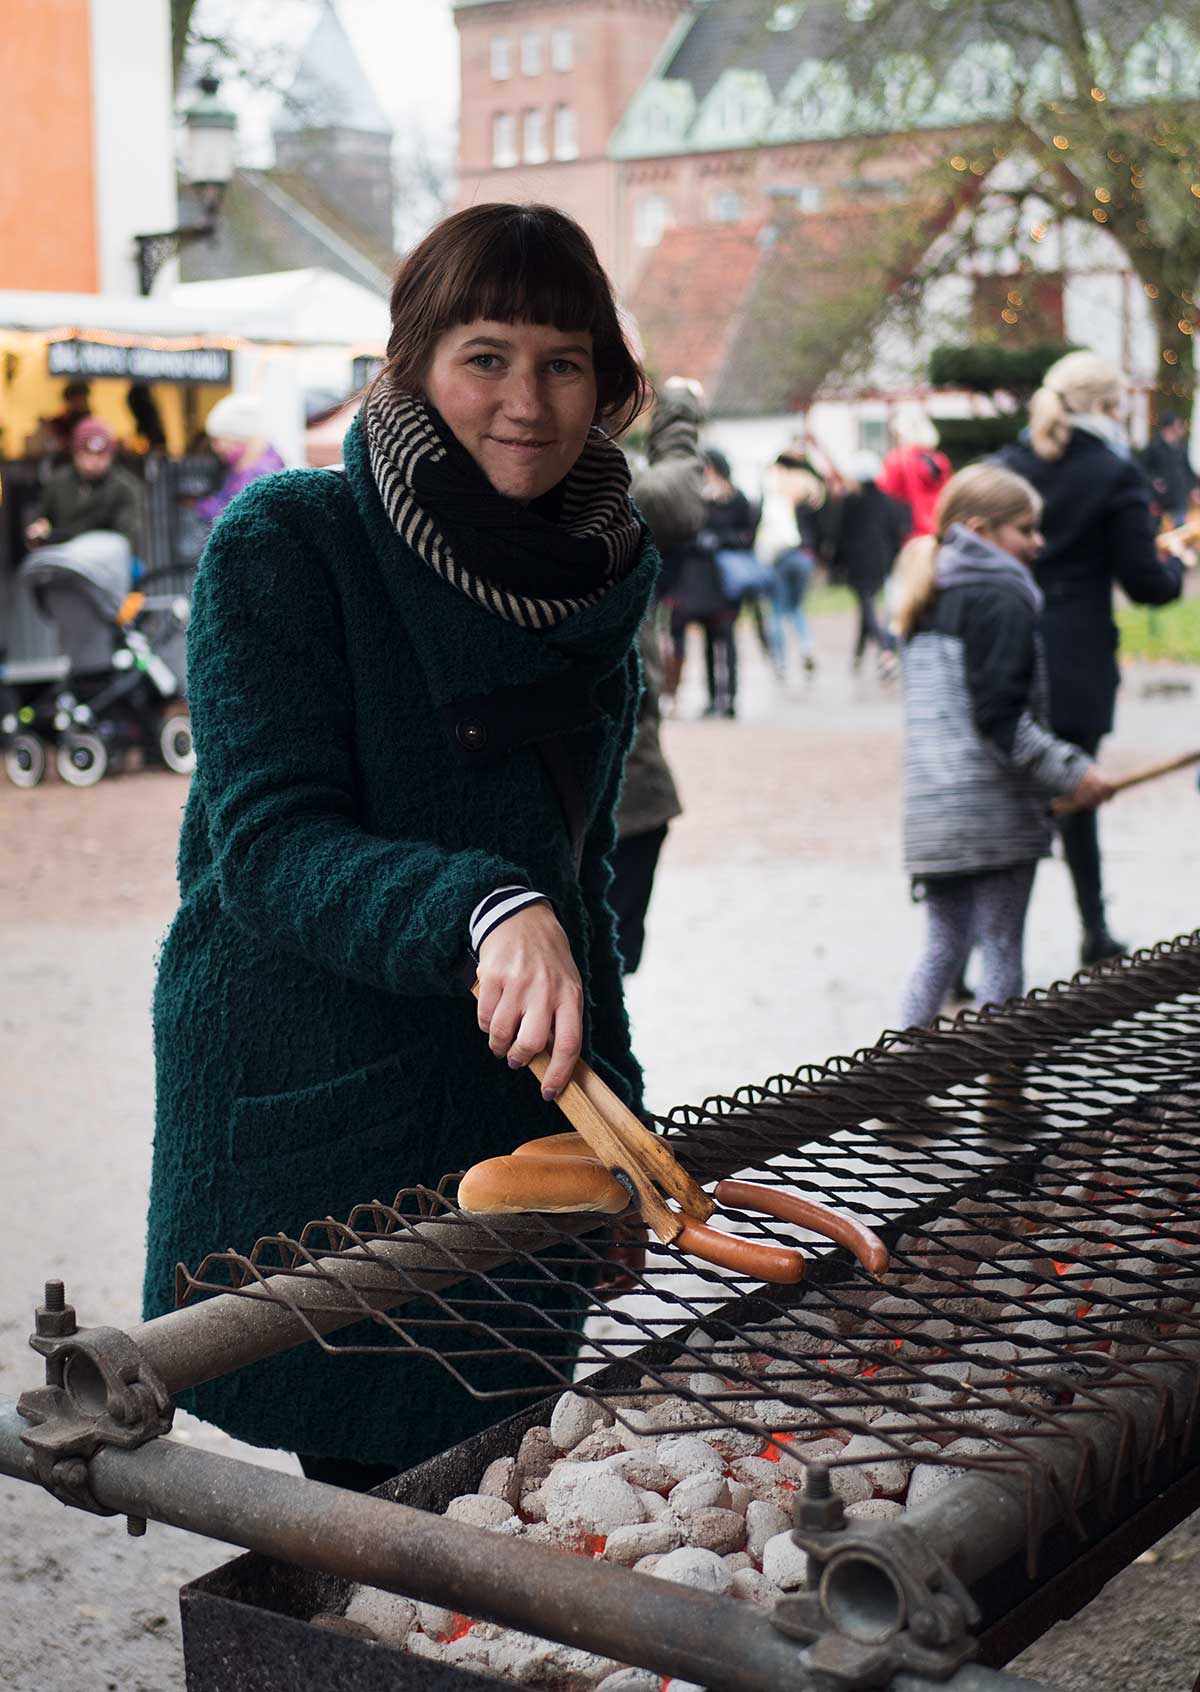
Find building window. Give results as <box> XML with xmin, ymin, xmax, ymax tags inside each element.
<box><xmin>521</xmin><ymin>32</ymin><xmax>543</xmax><ymax>76</ymax></box>
<box><xmin>859</xmin><ymin>418</ymin><xmax>888</xmax><ymax>456</ymax></box>
<box><xmin>492</xmin><ymin>111</ymin><xmax>518</xmax><ymax>168</ymax></box>
<box><xmin>523</xmin><ymin>108</ymin><xmax>548</xmax><ymax>163</ymax></box>
<box><xmin>634</xmin><ymin>194</ymin><xmax>672</xmax><ymax>249</ymax></box>
<box><xmin>553</xmin><ymin>103</ymin><xmax>578</xmax><ymax>161</ymax></box>
<box><xmin>709</xmin><ymin>189</ymin><xmax>745</xmax><ymax>223</ymax></box>
<box><xmin>490</xmin><ymin>36</ymin><xmax>512</xmax><ymax>80</ymax></box>
<box><xmin>551</xmin><ymin>28</ymin><xmax>574</xmax><ymax>72</ymax></box>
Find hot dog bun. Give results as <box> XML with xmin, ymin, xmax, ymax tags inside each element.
<box><xmin>512</xmin><ymin>1132</ymin><xmax>594</xmax><ymax>1160</ymax></box>
<box><xmin>458</xmin><ymin>1154</ymin><xmax>631</xmax><ymax>1216</ymax></box>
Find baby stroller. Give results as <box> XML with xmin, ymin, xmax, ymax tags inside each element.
<box><xmin>0</xmin><ymin>531</ymin><xmax>192</xmax><ymax>788</ymax></box>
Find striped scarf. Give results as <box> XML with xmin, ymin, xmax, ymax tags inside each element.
<box><xmin>363</xmin><ymin>386</ymin><xmax>643</xmax><ymax>630</ymax></box>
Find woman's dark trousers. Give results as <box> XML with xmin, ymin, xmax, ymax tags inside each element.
<box><xmin>704</xmin><ymin>612</ymin><xmax>738</xmax><ymax>714</ymax></box>
<box><xmin>852</xmin><ymin>588</ymin><xmax>895</xmax><ymax>662</ymax></box>
<box><xmin>1056</xmin><ymin>729</ymin><xmax>1107</xmax><ymax>940</ymax></box>
<box><xmin>610</xmin><ymin>823</ymin><xmax>669</xmax><ymax>974</ymax></box>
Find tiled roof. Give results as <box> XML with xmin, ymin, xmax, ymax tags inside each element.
<box><xmin>630</xmin><ymin>199</ymin><xmax>938</xmax><ymax>417</ymax></box>
<box><xmin>629</xmin><ymin>221</ymin><xmax>769</xmax><ymax>396</ymax></box>
<box><xmin>179</xmin><ymin>170</ymin><xmax>393</xmax><ymax>294</ymax></box>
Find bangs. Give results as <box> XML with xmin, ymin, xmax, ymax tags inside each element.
<box><xmin>436</xmin><ymin>221</ymin><xmax>603</xmax><ymax>335</ymax></box>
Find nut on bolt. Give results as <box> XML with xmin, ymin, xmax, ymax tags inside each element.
<box><xmin>35</xmin><ymin>1279</ymin><xmax>77</xmax><ymax>1339</ymax></box>
<box><xmin>794</xmin><ymin>1463</ymin><xmax>845</xmax><ymax>1533</ymax></box>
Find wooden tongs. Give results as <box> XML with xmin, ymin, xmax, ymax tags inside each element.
<box><xmin>472</xmin><ymin>987</ymin><xmax>889</xmax><ymax>1285</ymax></box>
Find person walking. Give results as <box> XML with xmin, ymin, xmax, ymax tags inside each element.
<box><xmin>760</xmin><ymin>452</ymin><xmax>823</xmax><ymax>678</ymax></box>
<box><xmin>143</xmin><ymin>203</ymin><xmax>657</xmax><ymax>1489</ymax></box>
<box><xmin>194</xmin><ymin>393</ymin><xmax>286</xmax><ymax>527</ymax></box>
<box><xmin>660</xmin><ymin>447</ymin><xmax>748</xmax><ymax>717</ymax></box>
<box><xmin>997</xmin><ymin>351</ymin><xmax>1183</xmax><ymax>964</ymax></box>
<box><xmin>895</xmin><ymin>465</ymin><xmax>1116</xmax><ymax>1027</ymax></box>
<box><xmin>1141</xmin><ymin>410</ymin><xmax>1196</xmax><ymax>527</ymax></box>
<box><xmin>24</xmin><ymin>417</ymin><xmax>142</xmax><ymax>555</ymax></box>
<box><xmin>877</xmin><ymin>403</ymin><xmax>952</xmax><ymax>540</ymax></box>
<box><xmin>833</xmin><ymin>450</ymin><xmax>908</xmax><ymax>675</ymax></box>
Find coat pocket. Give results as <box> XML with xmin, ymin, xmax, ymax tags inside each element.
<box><xmin>228</xmin><ymin>1047</ymin><xmax>416</xmax><ymax>1172</ymax></box>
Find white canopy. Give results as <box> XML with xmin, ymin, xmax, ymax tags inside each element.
<box><xmin>0</xmin><ymin>268</ymin><xmax>387</xmax><ymax>350</ymax></box>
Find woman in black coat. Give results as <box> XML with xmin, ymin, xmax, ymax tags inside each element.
<box><xmin>998</xmin><ymin>351</ymin><xmax>1183</xmax><ymax>964</ymax></box>
<box><xmin>832</xmin><ymin>450</ymin><xmax>909</xmax><ymax>673</ymax></box>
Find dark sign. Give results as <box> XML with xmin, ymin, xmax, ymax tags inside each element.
<box><xmin>352</xmin><ymin>354</ymin><xmax>383</xmax><ymax>389</ymax></box>
<box><xmin>48</xmin><ymin>339</ymin><xmax>232</xmax><ymax>384</ymax></box>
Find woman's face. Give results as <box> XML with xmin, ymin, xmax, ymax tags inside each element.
<box><xmin>423</xmin><ymin>320</ymin><xmax>598</xmax><ymax>501</ymax></box>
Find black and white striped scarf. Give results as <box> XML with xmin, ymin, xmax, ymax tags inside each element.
<box><xmin>362</xmin><ymin>385</ymin><xmax>643</xmax><ymax>630</ymax></box>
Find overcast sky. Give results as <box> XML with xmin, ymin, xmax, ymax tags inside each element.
<box><xmin>190</xmin><ymin>0</ymin><xmax>459</xmax><ymax>162</ymax></box>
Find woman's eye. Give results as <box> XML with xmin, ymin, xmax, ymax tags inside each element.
<box><xmin>548</xmin><ymin>358</ymin><xmax>579</xmax><ymax>376</ymax></box>
<box><xmin>469</xmin><ymin>353</ymin><xmax>500</xmax><ymax>371</ymax></box>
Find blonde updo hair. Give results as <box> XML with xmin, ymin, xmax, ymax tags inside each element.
<box><xmin>891</xmin><ymin>463</ymin><xmax>1042</xmax><ymax>637</ymax></box>
<box><xmin>1028</xmin><ymin>350</ymin><xmax>1124</xmax><ymax>462</ymax></box>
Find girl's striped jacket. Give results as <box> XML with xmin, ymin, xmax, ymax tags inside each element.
<box><xmin>902</xmin><ymin>527</ymin><xmax>1093</xmax><ymax>880</ymax></box>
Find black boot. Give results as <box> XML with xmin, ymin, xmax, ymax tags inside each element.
<box><xmin>1081</xmin><ymin>927</ymin><xmax>1126</xmax><ymax>966</ymax></box>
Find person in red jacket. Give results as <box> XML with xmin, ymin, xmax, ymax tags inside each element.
<box><xmin>878</xmin><ymin>403</ymin><xmax>951</xmax><ymax>539</ymax></box>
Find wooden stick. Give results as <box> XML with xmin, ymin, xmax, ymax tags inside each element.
<box><xmin>1051</xmin><ymin>748</ymin><xmax>1200</xmax><ymax>816</ymax></box>
<box><xmin>469</xmin><ymin>984</ymin><xmax>714</xmax><ymax>1243</ymax></box>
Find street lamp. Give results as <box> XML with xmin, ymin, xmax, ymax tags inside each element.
<box><xmin>134</xmin><ymin>74</ymin><xmax>237</xmax><ymax>296</ymax></box>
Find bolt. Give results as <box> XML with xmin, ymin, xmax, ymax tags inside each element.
<box><xmin>126</xmin><ymin>1515</ymin><xmax>147</xmax><ymax>1538</ymax></box>
<box><xmin>44</xmin><ymin>1280</ymin><xmax>65</xmax><ymax>1312</ymax></box>
<box><xmin>805</xmin><ymin>1464</ymin><xmax>832</xmax><ymax>1499</ymax></box>
<box><xmin>910</xmin><ymin>1607</ymin><xmax>940</xmax><ymax>1645</ymax></box>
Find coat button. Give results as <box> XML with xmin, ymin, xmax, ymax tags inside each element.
<box><xmin>456</xmin><ymin>719</ymin><xmax>488</xmax><ymax>752</ymax></box>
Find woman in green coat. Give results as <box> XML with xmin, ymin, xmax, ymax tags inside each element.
<box><xmin>143</xmin><ymin>204</ymin><xmax>656</xmax><ymax>1489</ymax></box>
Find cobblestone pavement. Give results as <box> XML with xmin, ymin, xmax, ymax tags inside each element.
<box><xmin>2</xmin><ymin>613</ymin><xmax>1198</xmax><ymax>1690</ymax></box>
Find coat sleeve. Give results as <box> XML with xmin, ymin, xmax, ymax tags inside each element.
<box><xmin>1105</xmin><ymin>465</ymin><xmax>1184</xmax><ymax>606</ymax></box>
<box><xmin>962</xmin><ymin>590</ymin><xmax>1093</xmax><ymax>798</ymax></box>
<box><xmin>188</xmin><ymin>496</ymin><xmax>535</xmax><ymax>998</ymax></box>
<box><xmin>578</xmin><ymin>652</ymin><xmax>645</xmax><ymax>1114</ymax></box>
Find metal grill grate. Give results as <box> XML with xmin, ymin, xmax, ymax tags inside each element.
<box><xmin>177</xmin><ymin>934</ymin><xmax>1200</xmax><ymax>1563</ymax></box>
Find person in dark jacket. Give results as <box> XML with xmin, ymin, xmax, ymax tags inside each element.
<box><xmin>833</xmin><ymin>450</ymin><xmax>909</xmax><ymax>674</ymax></box>
<box><xmin>660</xmin><ymin>448</ymin><xmax>752</xmax><ymax>717</ymax></box>
<box><xmin>1141</xmin><ymin>412</ymin><xmax>1196</xmax><ymax>527</ymax></box>
<box><xmin>997</xmin><ymin>351</ymin><xmax>1183</xmax><ymax>964</ymax></box>
<box><xmin>142</xmin><ymin>204</ymin><xmax>656</xmax><ymax>1490</ymax></box>
<box><xmin>895</xmin><ymin>464</ymin><xmax>1115</xmax><ymax>1026</ymax></box>
<box><xmin>612</xmin><ymin>380</ymin><xmax>698</xmax><ymax>971</ymax></box>
<box><xmin>24</xmin><ymin>417</ymin><xmax>142</xmax><ymax>555</ymax></box>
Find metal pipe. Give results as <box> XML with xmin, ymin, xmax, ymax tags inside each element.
<box><xmin>819</xmin><ymin>1340</ymin><xmax>1200</xmax><ymax>1632</ymax></box>
<box><xmin>0</xmin><ymin>1400</ymin><xmax>1060</xmax><ymax>1692</ymax></box>
<box><xmin>0</xmin><ymin>1397</ymin><xmax>814</xmax><ymax>1692</ymax></box>
<box><xmin>131</xmin><ymin>1209</ymin><xmax>604</xmax><ymax>1396</ymax></box>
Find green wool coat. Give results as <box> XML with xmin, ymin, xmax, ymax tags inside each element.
<box><xmin>143</xmin><ymin>415</ymin><xmax>657</xmax><ymax>1467</ymax></box>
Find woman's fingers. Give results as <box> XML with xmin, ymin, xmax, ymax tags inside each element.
<box><xmin>540</xmin><ymin>992</ymin><xmax>583</xmax><ymax>1100</ymax></box>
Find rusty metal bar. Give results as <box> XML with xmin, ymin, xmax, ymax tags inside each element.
<box><xmin>0</xmin><ymin>1399</ymin><xmax>1057</xmax><ymax>1692</ymax></box>
<box><xmin>131</xmin><ymin>1209</ymin><xmax>604</xmax><ymax>1397</ymax></box>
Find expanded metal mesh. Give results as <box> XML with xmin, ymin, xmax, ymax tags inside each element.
<box><xmin>178</xmin><ymin>933</ymin><xmax>1200</xmax><ymax>1540</ymax></box>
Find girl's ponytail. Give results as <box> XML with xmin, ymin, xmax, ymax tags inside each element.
<box><xmin>891</xmin><ymin>535</ymin><xmax>939</xmax><ymax>637</ymax></box>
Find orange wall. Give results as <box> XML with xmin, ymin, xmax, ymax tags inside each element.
<box><xmin>0</xmin><ymin>0</ymin><xmax>99</xmax><ymax>291</ymax></box>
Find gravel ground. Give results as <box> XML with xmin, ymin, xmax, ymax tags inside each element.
<box><xmin>2</xmin><ymin>611</ymin><xmax>1198</xmax><ymax>1692</ymax></box>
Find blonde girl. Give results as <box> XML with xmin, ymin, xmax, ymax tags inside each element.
<box><xmin>897</xmin><ymin>464</ymin><xmax>1115</xmax><ymax>1028</ymax></box>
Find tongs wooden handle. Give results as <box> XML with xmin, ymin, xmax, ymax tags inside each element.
<box><xmin>470</xmin><ymin>983</ymin><xmax>713</xmax><ymax>1243</ymax></box>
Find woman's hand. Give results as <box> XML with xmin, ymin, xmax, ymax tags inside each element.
<box><xmin>476</xmin><ymin>904</ymin><xmax>583</xmax><ymax>1100</ymax></box>
<box><xmin>1070</xmin><ymin>766</ymin><xmax>1118</xmax><ymax>810</ymax></box>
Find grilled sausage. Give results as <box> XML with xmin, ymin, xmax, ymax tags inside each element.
<box><xmin>715</xmin><ymin>1180</ymin><xmax>889</xmax><ymax>1276</ymax></box>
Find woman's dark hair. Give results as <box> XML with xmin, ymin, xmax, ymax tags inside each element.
<box><xmin>371</xmin><ymin>203</ymin><xmax>650</xmax><ymax>436</ymax></box>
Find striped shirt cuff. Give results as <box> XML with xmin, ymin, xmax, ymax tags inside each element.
<box><xmin>469</xmin><ymin>885</ymin><xmax>552</xmax><ymax>958</ymax></box>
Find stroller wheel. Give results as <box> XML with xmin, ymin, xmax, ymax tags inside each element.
<box><xmin>4</xmin><ymin>732</ymin><xmax>47</xmax><ymax>788</ymax></box>
<box><xmin>56</xmin><ymin>730</ymin><xmax>108</xmax><ymax>787</ymax></box>
<box><xmin>159</xmin><ymin>710</ymin><xmax>195</xmax><ymax>776</ymax></box>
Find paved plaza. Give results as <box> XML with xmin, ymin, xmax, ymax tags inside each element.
<box><xmin>2</xmin><ymin>610</ymin><xmax>1199</xmax><ymax>1691</ymax></box>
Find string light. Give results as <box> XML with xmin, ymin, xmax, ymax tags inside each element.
<box><xmin>1030</xmin><ymin>221</ymin><xmax>1049</xmax><ymax>242</ymax></box>
<box><xmin>1095</xmin><ymin>187</ymin><xmax>1112</xmax><ymax>203</ymax></box>
<box><xmin>1052</xmin><ymin>135</ymin><xmax>1070</xmax><ymax>149</ymax></box>
<box><xmin>950</xmin><ymin>155</ymin><xmax>968</xmax><ymax>171</ymax></box>
<box><xmin>1092</xmin><ymin>208</ymin><xmax>1109</xmax><ymax>222</ymax></box>
<box><xmin>1090</xmin><ymin>86</ymin><xmax>1106</xmax><ymax>101</ymax></box>
<box><xmin>1146</xmin><ymin>283</ymin><xmax>1161</xmax><ymax>298</ymax></box>
<box><xmin>1163</xmin><ymin>350</ymin><xmax>1179</xmax><ymax>364</ymax></box>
